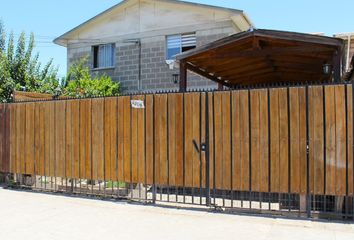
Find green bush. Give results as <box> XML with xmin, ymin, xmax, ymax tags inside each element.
<box><xmin>63</xmin><ymin>57</ymin><xmax>120</xmax><ymax>98</ymax></box>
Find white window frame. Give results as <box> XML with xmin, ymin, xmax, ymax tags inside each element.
<box><xmin>92</xmin><ymin>43</ymin><xmax>115</xmax><ymax>69</ymax></box>
<box><xmin>166</xmin><ymin>32</ymin><xmax>196</xmax><ymax>60</ymax></box>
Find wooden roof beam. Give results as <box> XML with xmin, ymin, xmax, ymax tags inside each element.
<box><xmin>185</xmin><ymin>62</ymin><xmax>233</xmax><ymax>88</ymax></box>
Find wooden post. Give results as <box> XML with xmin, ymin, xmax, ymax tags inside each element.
<box><xmin>179</xmin><ymin>61</ymin><xmax>187</xmax><ymax>92</ymax></box>
<box><xmin>333</xmin><ymin>48</ymin><xmax>342</xmax><ymax>83</ymax></box>
<box><xmin>218</xmin><ymin>83</ymin><xmax>224</xmax><ymax>90</ymax></box>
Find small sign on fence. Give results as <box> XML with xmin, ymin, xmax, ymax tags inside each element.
<box><xmin>131</xmin><ymin>100</ymin><xmax>145</xmax><ymax>109</ymax></box>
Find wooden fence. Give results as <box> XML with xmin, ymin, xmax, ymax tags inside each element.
<box><xmin>0</xmin><ymin>84</ymin><xmax>353</xmax><ymax>198</ymax></box>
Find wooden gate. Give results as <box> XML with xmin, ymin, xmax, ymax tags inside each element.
<box><xmin>0</xmin><ymin>83</ymin><xmax>353</xmax><ymax>219</ymax></box>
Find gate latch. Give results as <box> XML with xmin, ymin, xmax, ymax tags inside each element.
<box><xmin>192</xmin><ymin>140</ymin><xmax>207</xmax><ymax>153</ymax></box>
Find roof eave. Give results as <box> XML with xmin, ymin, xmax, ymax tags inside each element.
<box><xmin>176</xmin><ymin>29</ymin><xmax>344</xmax><ymax>61</ymax></box>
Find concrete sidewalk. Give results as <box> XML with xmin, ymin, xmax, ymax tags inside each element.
<box><xmin>0</xmin><ymin>188</ymin><xmax>353</xmax><ymax>240</ymax></box>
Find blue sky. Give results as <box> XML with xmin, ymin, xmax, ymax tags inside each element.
<box><xmin>0</xmin><ymin>0</ymin><xmax>353</xmax><ymax>77</ymax></box>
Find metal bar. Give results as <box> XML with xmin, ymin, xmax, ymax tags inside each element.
<box><xmin>152</xmin><ymin>95</ymin><xmax>156</xmax><ymax>204</ymax></box>
<box><xmin>183</xmin><ymin>93</ymin><xmax>186</xmax><ymax>204</ymax></box>
<box><xmin>103</xmin><ymin>99</ymin><xmax>106</xmax><ymax>198</ymax></box>
<box><xmin>345</xmin><ymin>85</ymin><xmax>349</xmax><ymax>218</ymax></box>
<box><xmin>205</xmin><ymin>92</ymin><xmax>211</xmax><ymax>206</ymax></box>
<box><xmin>352</xmin><ymin>80</ymin><xmax>354</xmax><ymax>220</ymax></box>
<box><xmin>130</xmin><ymin>95</ymin><xmax>133</xmax><ymax>200</ymax></box>
<box><xmin>167</xmin><ymin>94</ymin><xmax>170</xmax><ymax>203</ymax></box>
<box><xmin>267</xmin><ymin>88</ymin><xmax>271</xmax><ymax>211</ymax></box>
<box><xmin>90</xmin><ymin>100</ymin><xmax>93</xmax><ymax>195</ymax></box>
<box><xmin>34</xmin><ymin>104</ymin><xmax>37</xmax><ymax>189</ymax></box>
<box><xmin>230</xmin><ymin>91</ymin><xmax>234</xmax><ymax>208</ymax></box>
<box><xmin>212</xmin><ymin>92</ymin><xmax>216</xmax><ymax>206</ymax></box>
<box><xmin>144</xmin><ymin>95</ymin><xmax>147</xmax><ymax>202</ymax></box>
<box><xmin>199</xmin><ymin>93</ymin><xmax>202</xmax><ymax>205</ymax></box>
<box><xmin>64</xmin><ymin>102</ymin><xmax>67</xmax><ymax>193</ymax></box>
<box><xmin>287</xmin><ymin>87</ymin><xmax>291</xmax><ymax>212</ymax></box>
<box><xmin>305</xmin><ymin>85</ymin><xmax>311</xmax><ymax>218</ymax></box>
<box><xmin>248</xmin><ymin>89</ymin><xmax>252</xmax><ymax>210</ymax></box>
<box><xmin>116</xmin><ymin>97</ymin><xmax>120</xmax><ymax>200</ymax></box>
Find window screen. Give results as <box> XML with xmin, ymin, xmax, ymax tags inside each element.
<box><xmin>166</xmin><ymin>33</ymin><xmax>196</xmax><ymax>60</ymax></box>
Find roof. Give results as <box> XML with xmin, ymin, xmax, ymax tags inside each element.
<box><xmin>334</xmin><ymin>32</ymin><xmax>354</xmax><ymax>38</ymax></box>
<box><xmin>54</xmin><ymin>0</ymin><xmax>253</xmax><ymax>47</ymax></box>
<box><xmin>176</xmin><ymin>29</ymin><xmax>344</xmax><ymax>87</ymax></box>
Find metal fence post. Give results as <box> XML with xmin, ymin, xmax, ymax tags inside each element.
<box><xmin>205</xmin><ymin>93</ymin><xmax>210</xmax><ymax>206</ymax></box>
<box><xmin>305</xmin><ymin>85</ymin><xmax>311</xmax><ymax>218</ymax></box>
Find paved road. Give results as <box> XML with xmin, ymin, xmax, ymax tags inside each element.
<box><xmin>0</xmin><ymin>188</ymin><xmax>353</xmax><ymax>240</ymax></box>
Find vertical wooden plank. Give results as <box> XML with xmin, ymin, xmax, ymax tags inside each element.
<box><xmin>192</xmin><ymin>93</ymin><xmax>201</xmax><ymax>188</ymax></box>
<box><xmin>145</xmin><ymin>95</ymin><xmax>154</xmax><ymax>184</ymax></box>
<box><xmin>34</xmin><ymin>102</ymin><xmax>45</xmax><ymax>176</ymax></box>
<box><xmin>208</xmin><ymin>92</ymin><xmax>214</xmax><ymax>190</ymax></box>
<box><xmin>270</xmin><ymin>89</ymin><xmax>280</xmax><ymax>192</ymax></box>
<box><xmin>347</xmin><ymin>85</ymin><xmax>353</xmax><ymax>196</ymax></box>
<box><xmin>47</xmin><ymin>101</ymin><xmax>55</xmax><ymax>177</ymax></box>
<box><xmin>104</xmin><ymin>98</ymin><xmax>112</xmax><ymax>181</ymax></box>
<box><xmin>25</xmin><ymin>103</ymin><xmax>35</xmax><ymax>175</ymax></box>
<box><xmin>290</xmin><ymin>88</ymin><xmax>300</xmax><ymax>193</ymax></box>
<box><xmin>17</xmin><ymin>104</ymin><xmax>25</xmax><ymax>174</ymax></box>
<box><xmin>137</xmin><ymin>96</ymin><xmax>145</xmax><ymax>184</ymax></box>
<box><xmin>175</xmin><ymin>93</ymin><xmax>184</xmax><ymax>187</ymax></box>
<box><xmin>86</xmin><ymin>100</ymin><xmax>93</xmax><ymax>180</ymax></box>
<box><xmin>5</xmin><ymin>104</ymin><xmax>10</xmax><ymax>173</ymax></box>
<box><xmin>335</xmin><ymin>85</ymin><xmax>346</xmax><ymax>196</ymax></box>
<box><xmin>325</xmin><ymin>86</ymin><xmax>336</xmax><ymax>195</ymax></box>
<box><xmin>251</xmin><ymin>90</ymin><xmax>260</xmax><ymax>192</ymax></box>
<box><xmin>91</xmin><ymin>98</ymin><xmax>104</xmax><ymax>181</ymax></box>
<box><xmin>168</xmin><ymin>94</ymin><xmax>176</xmax><ymax>186</ymax></box>
<box><xmin>184</xmin><ymin>93</ymin><xmax>193</xmax><ymax>187</ymax></box>
<box><xmin>110</xmin><ymin>98</ymin><xmax>118</xmax><ymax>182</ymax></box>
<box><xmin>0</xmin><ymin>104</ymin><xmax>4</xmax><ymax>172</ymax></box>
<box><xmin>309</xmin><ymin>86</ymin><xmax>325</xmax><ymax>195</ymax></box>
<box><xmin>71</xmin><ymin>100</ymin><xmax>80</xmax><ymax>179</ymax></box>
<box><xmin>55</xmin><ymin>101</ymin><xmax>66</xmax><ymax>178</ymax></box>
<box><xmin>232</xmin><ymin>91</ymin><xmax>241</xmax><ymax>191</ymax></box>
<box><xmin>123</xmin><ymin>96</ymin><xmax>131</xmax><ymax>183</ymax></box>
<box><xmin>131</xmin><ymin>96</ymin><xmax>138</xmax><ymax>183</ymax></box>
<box><xmin>240</xmin><ymin>90</ymin><xmax>250</xmax><ymax>191</ymax></box>
<box><xmin>279</xmin><ymin>88</ymin><xmax>289</xmax><ymax>193</ymax></box>
<box><xmin>222</xmin><ymin>92</ymin><xmax>231</xmax><ymax>190</ymax></box>
<box><xmin>65</xmin><ymin>100</ymin><xmax>73</xmax><ymax>178</ymax></box>
<box><xmin>158</xmin><ymin>94</ymin><xmax>168</xmax><ymax>185</ymax></box>
<box><xmin>298</xmin><ymin>87</ymin><xmax>308</xmax><ymax>194</ymax></box>
<box><xmin>117</xmin><ymin>97</ymin><xmax>124</xmax><ymax>182</ymax></box>
<box><xmin>79</xmin><ymin>100</ymin><xmax>86</xmax><ymax>179</ymax></box>
<box><xmin>9</xmin><ymin>104</ymin><xmax>16</xmax><ymax>173</ymax></box>
<box><xmin>213</xmin><ymin>92</ymin><xmax>222</xmax><ymax>190</ymax></box>
<box><xmin>259</xmin><ymin>89</ymin><xmax>269</xmax><ymax>193</ymax></box>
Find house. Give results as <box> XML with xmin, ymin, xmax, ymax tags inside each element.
<box><xmin>54</xmin><ymin>0</ymin><xmax>253</xmax><ymax>92</ymax></box>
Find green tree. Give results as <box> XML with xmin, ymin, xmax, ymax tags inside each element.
<box><xmin>0</xmin><ymin>20</ymin><xmax>59</xmax><ymax>102</ymax></box>
<box><xmin>63</xmin><ymin>57</ymin><xmax>120</xmax><ymax>98</ymax></box>
<box><xmin>0</xmin><ymin>21</ymin><xmax>120</xmax><ymax>102</ymax></box>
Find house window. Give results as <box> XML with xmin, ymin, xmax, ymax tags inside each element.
<box><xmin>166</xmin><ymin>33</ymin><xmax>196</xmax><ymax>60</ymax></box>
<box><xmin>92</xmin><ymin>43</ymin><xmax>115</xmax><ymax>69</ymax></box>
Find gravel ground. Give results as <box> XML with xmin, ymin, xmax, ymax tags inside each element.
<box><xmin>0</xmin><ymin>188</ymin><xmax>353</xmax><ymax>240</ymax></box>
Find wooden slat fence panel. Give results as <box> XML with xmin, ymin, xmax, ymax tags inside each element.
<box><xmin>1</xmin><ymin>84</ymin><xmax>352</xmax><ymax>199</ymax></box>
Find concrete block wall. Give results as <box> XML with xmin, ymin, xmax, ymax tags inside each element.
<box><xmin>67</xmin><ymin>26</ymin><xmax>237</xmax><ymax>93</ymax></box>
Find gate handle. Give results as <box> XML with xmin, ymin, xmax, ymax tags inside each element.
<box><xmin>192</xmin><ymin>139</ymin><xmax>200</xmax><ymax>153</ymax></box>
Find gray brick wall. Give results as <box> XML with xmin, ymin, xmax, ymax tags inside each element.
<box><xmin>67</xmin><ymin>28</ymin><xmax>236</xmax><ymax>93</ymax></box>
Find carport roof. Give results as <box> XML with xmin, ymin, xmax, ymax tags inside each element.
<box><xmin>176</xmin><ymin>29</ymin><xmax>344</xmax><ymax>88</ymax></box>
